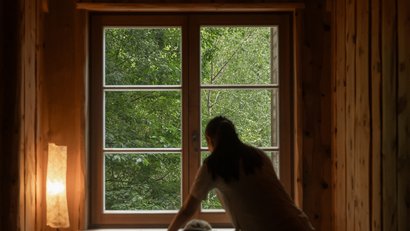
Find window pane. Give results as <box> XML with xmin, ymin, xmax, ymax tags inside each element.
<box><xmin>201</xmin><ymin>26</ymin><xmax>278</xmax><ymax>85</ymax></box>
<box><xmin>201</xmin><ymin>89</ymin><xmax>278</xmax><ymax>147</ymax></box>
<box><xmin>105</xmin><ymin>91</ymin><xmax>181</xmax><ymax>148</ymax></box>
<box><xmin>266</xmin><ymin>151</ymin><xmax>280</xmax><ymax>178</ymax></box>
<box><xmin>200</xmin><ymin>152</ymin><xmax>224</xmax><ymax>211</ymax></box>
<box><xmin>104</xmin><ymin>153</ymin><xmax>181</xmax><ymax>211</ymax></box>
<box><xmin>104</xmin><ymin>28</ymin><xmax>182</xmax><ymax>85</ymax></box>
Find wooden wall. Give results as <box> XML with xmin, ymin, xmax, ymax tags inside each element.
<box><xmin>38</xmin><ymin>0</ymin><xmax>88</xmax><ymax>230</ymax></box>
<box><xmin>300</xmin><ymin>0</ymin><xmax>332</xmax><ymax>230</ymax></box>
<box><xmin>0</xmin><ymin>0</ymin><xmax>87</xmax><ymax>230</ymax></box>
<box><xmin>332</xmin><ymin>0</ymin><xmax>410</xmax><ymax>231</ymax></box>
<box><xmin>21</xmin><ymin>0</ymin><xmax>41</xmax><ymax>230</ymax></box>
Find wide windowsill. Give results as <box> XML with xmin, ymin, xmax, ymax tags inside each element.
<box><xmin>86</xmin><ymin>229</ymin><xmax>234</xmax><ymax>231</ymax></box>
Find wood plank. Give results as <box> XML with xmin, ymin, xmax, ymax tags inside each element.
<box><xmin>354</xmin><ymin>0</ymin><xmax>370</xmax><ymax>230</ymax></box>
<box><xmin>76</xmin><ymin>2</ymin><xmax>305</xmax><ymax>12</ymax></box>
<box><xmin>72</xmin><ymin>7</ymin><xmax>88</xmax><ymax>231</ymax></box>
<box><xmin>300</xmin><ymin>1</ymin><xmax>316</xmax><ymax>227</ymax></box>
<box><xmin>381</xmin><ymin>0</ymin><xmax>398</xmax><ymax>229</ymax></box>
<box><xmin>345</xmin><ymin>0</ymin><xmax>356</xmax><ymax>230</ymax></box>
<box><xmin>333</xmin><ymin>0</ymin><xmax>346</xmax><ymax>230</ymax></box>
<box><xmin>301</xmin><ymin>0</ymin><xmax>332</xmax><ymax>230</ymax></box>
<box><xmin>36</xmin><ymin>0</ymin><xmax>47</xmax><ymax>230</ymax></box>
<box><xmin>293</xmin><ymin>9</ymin><xmax>303</xmax><ymax>208</ymax></box>
<box><xmin>371</xmin><ymin>0</ymin><xmax>382</xmax><ymax>230</ymax></box>
<box><xmin>319</xmin><ymin>6</ymin><xmax>333</xmax><ymax>231</ymax></box>
<box><xmin>397</xmin><ymin>0</ymin><xmax>410</xmax><ymax>230</ymax></box>
<box><xmin>22</xmin><ymin>0</ymin><xmax>38</xmax><ymax>230</ymax></box>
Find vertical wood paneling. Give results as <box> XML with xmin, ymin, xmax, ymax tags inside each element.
<box><xmin>22</xmin><ymin>0</ymin><xmax>39</xmax><ymax>230</ymax></box>
<box><xmin>36</xmin><ymin>10</ymin><xmax>47</xmax><ymax>227</ymax></box>
<box><xmin>72</xmin><ymin>8</ymin><xmax>88</xmax><ymax>231</ymax></box>
<box><xmin>345</xmin><ymin>0</ymin><xmax>356</xmax><ymax>229</ymax></box>
<box><xmin>334</xmin><ymin>0</ymin><xmax>410</xmax><ymax>229</ymax></box>
<box><xmin>381</xmin><ymin>0</ymin><xmax>398</xmax><ymax>230</ymax></box>
<box><xmin>302</xmin><ymin>0</ymin><xmax>332</xmax><ymax>230</ymax></box>
<box><xmin>293</xmin><ymin>9</ymin><xmax>303</xmax><ymax>208</ymax></box>
<box><xmin>370</xmin><ymin>0</ymin><xmax>382</xmax><ymax>230</ymax></box>
<box><xmin>40</xmin><ymin>0</ymin><xmax>87</xmax><ymax>230</ymax></box>
<box><xmin>355</xmin><ymin>0</ymin><xmax>370</xmax><ymax>230</ymax></box>
<box><xmin>397</xmin><ymin>0</ymin><xmax>410</xmax><ymax>230</ymax></box>
<box><xmin>333</xmin><ymin>0</ymin><xmax>346</xmax><ymax>229</ymax></box>
<box><xmin>320</xmin><ymin>5</ymin><xmax>332</xmax><ymax>231</ymax></box>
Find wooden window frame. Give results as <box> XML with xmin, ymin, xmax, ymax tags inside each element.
<box><xmin>89</xmin><ymin>12</ymin><xmax>294</xmax><ymax>228</ymax></box>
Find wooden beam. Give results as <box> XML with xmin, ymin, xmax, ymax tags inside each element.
<box><xmin>76</xmin><ymin>2</ymin><xmax>304</xmax><ymax>12</ymax></box>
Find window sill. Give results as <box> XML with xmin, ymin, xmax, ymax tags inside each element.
<box><xmin>85</xmin><ymin>229</ymin><xmax>234</xmax><ymax>231</ymax></box>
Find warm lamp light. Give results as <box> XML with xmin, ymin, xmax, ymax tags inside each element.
<box><xmin>46</xmin><ymin>143</ymin><xmax>70</xmax><ymax>228</ymax></box>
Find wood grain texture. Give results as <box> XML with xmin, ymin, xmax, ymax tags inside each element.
<box><xmin>333</xmin><ymin>0</ymin><xmax>346</xmax><ymax>230</ymax></box>
<box><xmin>293</xmin><ymin>9</ymin><xmax>303</xmax><ymax>208</ymax></box>
<box><xmin>301</xmin><ymin>0</ymin><xmax>332</xmax><ymax>230</ymax></box>
<box><xmin>354</xmin><ymin>0</ymin><xmax>370</xmax><ymax>230</ymax></box>
<box><xmin>381</xmin><ymin>0</ymin><xmax>398</xmax><ymax>230</ymax></box>
<box><xmin>345</xmin><ymin>0</ymin><xmax>356</xmax><ymax>230</ymax></box>
<box><xmin>397</xmin><ymin>0</ymin><xmax>410</xmax><ymax>230</ymax></box>
<box><xmin>370</xmin><ymin>0</ymin><xmax>382</xmax><ymax>230</ymax></box>
<box><xmin>76</xmin><ymin>2</ymin><xmax>305</xmax><ymax>12</ymax></box>
<box><xmin>39</xmin><ymin>0</ymin><xmax>87</xmax><ymax>229</ymax></box>
<box><xmin>370</xmin><ymin>0</ymin><xmax>382</xmax><ymax>231</ymax></box>
<box><xmin>21</xmin><ymin>0</ymin><xmax>39</xmax><ymax>230</ymax></box>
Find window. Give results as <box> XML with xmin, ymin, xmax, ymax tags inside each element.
<box><xmin>90</xmin><ymin>13</ymin><xmax>293</xmax><ymax>228</ymax></box>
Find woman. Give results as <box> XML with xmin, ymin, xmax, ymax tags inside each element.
<box><xmin>168</xmin><ymin>116</ymin><xmax>314</xmax><ymax>231</ymax></box>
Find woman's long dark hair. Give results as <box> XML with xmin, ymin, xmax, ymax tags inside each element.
<box><xmin>204</xmin><ymin>116</ymin><xmax>263</xmax><ymax>183</ymax></box>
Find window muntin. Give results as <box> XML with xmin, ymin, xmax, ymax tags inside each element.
<box><xmin>90</xmin><ymin>14</ymin><xmax>293</xmax><ymax>227</ymax></box>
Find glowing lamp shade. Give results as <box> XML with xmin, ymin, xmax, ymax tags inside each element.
<box><xmin>46</xmin><ymin>143</ymin><xmax>70</xmax><ymax>228</ymax></box>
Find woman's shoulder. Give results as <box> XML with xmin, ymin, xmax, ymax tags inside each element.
<box><xmin>243</xmin><ymin>144</ymin><xmax>269</xmax><ymax>160</ymax></box>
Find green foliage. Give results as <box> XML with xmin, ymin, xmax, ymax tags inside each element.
<box><xmin>105</xmin><ymin>28</ymin><xmax>181</xmax><ymax>85</ymax></box>
<box><xmin>105</xmin><ymin>91</ymin><xmax>181</xmax><ymax>148</ymax></box>
<box><xmin>105</xmin><ymin>153</ymin><xmax>181</xmax><ymax>210</ymax></box>
<box><xmin>103</xmin><ymin>26</ymin><xmax>279</xmax><ymax>211</ymax></box>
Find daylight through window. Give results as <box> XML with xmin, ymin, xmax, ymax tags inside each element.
<box><xmin>90</xmin><ymin>13</ymin><xmax>293</xmax><ymax>227</ymax></box>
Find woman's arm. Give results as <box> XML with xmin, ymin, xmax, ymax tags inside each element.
<box><xmin>168</xmin><ymin>194</ymin><xmax>201</xmax><ymax>231</ymax></box>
